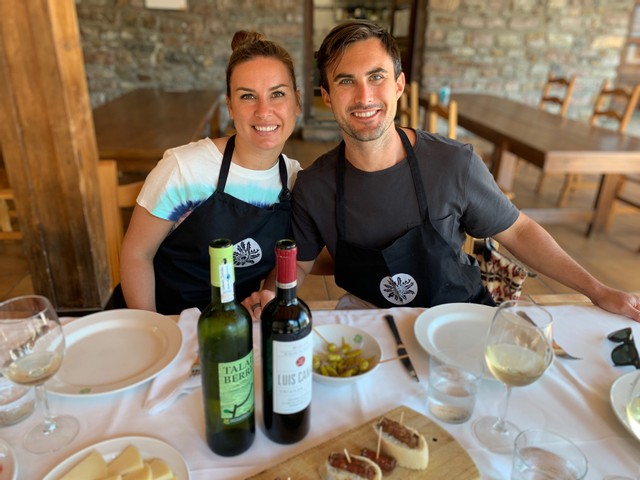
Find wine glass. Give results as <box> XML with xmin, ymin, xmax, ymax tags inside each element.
<box><xmin>0</xmin><ymin>295</ymin><xmax>79</xmax><ymax>453</ymax></box>
<box><xmin>627</xmin><ymin>372</ymin><xmax>640</xmax><ymax>439</ymax></box>
<box><xmin>473</xmin><ymin>300</ymin><xmax>554</xmax><ymax>454</ymax></box>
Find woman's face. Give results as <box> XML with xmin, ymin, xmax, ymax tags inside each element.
<box><xmin>227</xmin><ymin>56</ymin><xmax>300</xmax><ymax>153</ymax></box>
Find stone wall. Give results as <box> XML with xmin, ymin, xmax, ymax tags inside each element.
<box><xmin>424</xmin><ymin>0</ymin><xmax>636</xmax><ymax>120</ymax></box>
<box><xmin>77</xmin><ymin>0</ymin><xmax>305</xmax><ymax>107</ymax></box>
<box><xmin>77</xmin><ymin>0</ymin><xmax>635</xmax><ymax>123</ymax></box>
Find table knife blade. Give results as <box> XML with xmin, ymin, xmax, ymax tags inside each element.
<box><xmin>384</xmin><ymin>314</ymin><xmax>419</xmax><ymax>382</ymax></box>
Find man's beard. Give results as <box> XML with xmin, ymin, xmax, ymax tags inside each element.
<box><xmin>337</xmin><ymin>114</ymin><xmax>394</xmax><ymax>143</ymax></box>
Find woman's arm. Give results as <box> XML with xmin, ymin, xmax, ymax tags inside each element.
<box><xmin>120</xmin><ymin>205</ymin><xmax>174</xmax><ymax>311</ymax></box>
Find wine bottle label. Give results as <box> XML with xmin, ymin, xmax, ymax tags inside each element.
<box><xmin>218</xmin><ymin>351</ymin><xmax>254</xmax><ymax>424</ymax></box>
<box><xmin>272</xmin><ymin>336</ymin><xmax>312</xmax><ymax>414</ymax></box>
<box><xmin>218</xmin><ymin>261</ymin><xmax>234</xmax><ymax>303</ymax></box>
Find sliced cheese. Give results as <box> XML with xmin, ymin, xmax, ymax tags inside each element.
<box><xmin>107</xmin><ymin>445</ymin><xmax>144</xmax><ymax>476</ymax></box>
<box><xmin>59</xmin><ymin>450</ymin><xmax>107</xmax><ymax>480</ymax></box>
<box><xmin>97</xmin><ymin>476</ymin><xmax>122</xmax><ymax>480</ymax></box>
<box><xmin>149</xmin><ymin>458</ymin><xmax>174</xmax><ymax>480</ymax></box>
<box><xmin>122</xmin><ymin>464</ymin><xmax>152</xmax><ymax>480</ymax></box>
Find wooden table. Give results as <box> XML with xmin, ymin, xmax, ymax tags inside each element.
<box><xmin>451</xmin><ymin>93</ymin><xmax>640</xmax><ymax>235</ymax></box>
<box><xmin>93</xmin><ymin>88</ymin><xmax>224</xmax><ymax>172</ymax></box>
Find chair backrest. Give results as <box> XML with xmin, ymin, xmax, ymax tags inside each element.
<box><xmin>539</xmin><ymin>73</ymin><xmax>576</xmax><ymax>117</ymax></box>
<box><xmin>398</xmin><ymin>80</ymin><xmax>419</xmax><ymax>129</ymax></box>
<box><xmin>590</xmin><ymin>81</ymin><xmax>640</xmax><ymax>134</ymax></box>
<box><xmin>98</xmin><ymin>160</ymin><xmax>143</xmax><ymax>288</ymax></box>
<box><xmin>0</xmin><ymin>188</ymin><xmax>21</xmax><ymax>240</ymax></box>
<box><xmin>0</xmin><ymin>161</ymin><xmax>22</xmax><ymax>240</ymax></box>
<box><xmin>421</xmin><ymin>92</ymin><xmax>458</xmax><ymax>140</ymax></box>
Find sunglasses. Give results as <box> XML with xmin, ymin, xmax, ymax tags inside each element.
<box><xmin>607</xmin><ymin>327</ymin><xmax>640</xmax><ymax>369</ymax></box>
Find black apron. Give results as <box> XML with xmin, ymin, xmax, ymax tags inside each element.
<box><xmin>153</xmin><ymin>135</ymin><xmax>292</xmax><ymax>314</ymax></box>
<box><xmin>334</xmin><ymin>128</ymin><xmax>494</xmax><ymax>308</ymax></box>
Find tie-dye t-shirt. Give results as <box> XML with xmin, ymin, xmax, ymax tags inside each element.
<box><xmin>136</xmin><ymin>138</ymin><xmax>302</xmax><ymax>224</ymax></box>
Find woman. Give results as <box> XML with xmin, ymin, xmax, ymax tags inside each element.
<box><xmin>119</xmin><ymin>31</ymin><xmax>302</xmax><ymax>315</ymax></box>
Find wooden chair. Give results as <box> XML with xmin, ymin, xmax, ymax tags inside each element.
<box><xmin>398</xmin><ymin>80</ymin><xmax>419</xmax><ymax>129</ymax></box>
<box><xmin>594</xmin><ymin>84</ymin><xmax>640</xmax><ymax>235</ymax></box>
<box><xmin>539</xmin><ymin>72</ymin><xmax>576</xmax><ymax>117</ymax></box>
<box><xmin>422</xmin><ymin>91</ymin><xmax>458</xmax><ymax>140</ymax></box>
<box><xmin>0</xmin><ymin>188</ymin><xmax>21</xmax><ymax>240</ymax></box>
<box><xmin>0</xmin><ymin>161</ymin><xmax>21</xmax><ymax>240</ymax></box>
<box><xmin>97</xmin><ymin>160</ymin><xmax>144</xmax><ymax>288</ymax></box>
<box><xmin>557</xmin><ymin>81</ymin><xmax>640</xmax><ymax>207</ymax></box>
<box><xmin>0</xmin><ymin>160</ymin><xmax>142</xmax><ymax>285</ymax></box>
<box><xmin>534</xmin><ymin>73</ymin><xmax>576</xmax><ymax>193</ymax></box>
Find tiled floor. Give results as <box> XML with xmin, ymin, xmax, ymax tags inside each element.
<box><xmin>1</xmin><ymin>127</ymin><xmax>639</xmax><ymax>306</ymax></box>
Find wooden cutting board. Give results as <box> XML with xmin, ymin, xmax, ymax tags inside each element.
<box><xmin>247</xmin><ymin>406</ymin><xmax>479</xmax><ymax>479</ymax></box>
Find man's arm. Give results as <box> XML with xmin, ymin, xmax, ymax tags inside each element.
<box><xmin>493</xmin><ymin>213</ymin><xmax>640</xmax><ymax>322</ymax></box>
<box><xmin>296</xmin><ymin>259</ymin><xmax>316</xmax><ymax>290</ymax></box>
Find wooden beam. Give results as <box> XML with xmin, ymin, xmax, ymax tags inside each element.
<box><xmin>0</xmin><ymin>0</ymin><xmax>110</xmax><ymax>312</ymax></box>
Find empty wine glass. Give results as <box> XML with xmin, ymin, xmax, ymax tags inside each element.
<box><xmin>0</xmin><ymin>295</ymin><xmax>79</xmax><ymax>453</ymax></box>
<box><xmin>473</xmin><ymin>300</ymin><xmax>554</xmax><ymax>454</ymax></box>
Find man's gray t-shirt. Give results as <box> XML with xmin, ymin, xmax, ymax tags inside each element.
<box><xmin>291</xmin><ymin>129</ymin><xmax>520</xmax><ymax>262</ymax></box>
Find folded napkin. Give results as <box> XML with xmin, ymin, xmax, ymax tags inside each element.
<box><xmin>143</xmin><ymin>307</ymin><xmax>201</xmax><ymax>415</ymax></box>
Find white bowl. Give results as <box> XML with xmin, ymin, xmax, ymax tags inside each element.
<box><xmin>312</xmin><ymin>324</ymin><xmax>382</xmax><ymax>386</ymax></box>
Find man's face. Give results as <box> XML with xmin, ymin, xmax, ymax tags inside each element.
<box><xmin>321</xmin><ymin>38</ymin><xmax>404</xmax><ymax>143</ymax></box>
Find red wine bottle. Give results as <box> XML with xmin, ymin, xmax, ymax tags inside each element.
<box><xmin>261</xmin><ymin>239</ymin><xmax>312</xmax><ymax>444</ymax></box>
<box><xmin>198</xmin><ymin>239</ymin><xmax>255</xmax><ymax>456</ymax></box>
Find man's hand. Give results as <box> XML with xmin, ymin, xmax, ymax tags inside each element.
<box><xmin>241</xmin><ymin>289</ymin><xmax>276</xmax><ymax>322</ymax></box>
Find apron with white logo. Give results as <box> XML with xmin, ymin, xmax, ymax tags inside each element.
<box><xmin>334</xmin><ymin>128</ymin><xmax>493</xmax><ymax>308</ymax></box>
<box><xmin>153</xmin><ymin>135</ymin><xmax>291</xmax><ymax>314</ymax></box>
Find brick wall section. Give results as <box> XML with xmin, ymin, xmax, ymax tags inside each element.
<box><xmin>78</xmin><ymin>0</ymin><xmax>634</xmax><ymax>123</ymax></box>
<box><xmin>77</xmin><ymin>0</ymin><xmax>304</xmax><ymax>107</ymax></box>
<box><xmin>425</xmin><ymin>0</ymin><xmax>636</xmax><ymax>121</ymax></box>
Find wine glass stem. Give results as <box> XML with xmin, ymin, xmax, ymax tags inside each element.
<box><xmin>35</xmin><ymin>384</ymin><xmax>58</xmax><ymax>435</ymax></box>
<box><xmin>493</xmin><ymin>384</ymin><xmax>513</xmax><ymax>434</ymax></box>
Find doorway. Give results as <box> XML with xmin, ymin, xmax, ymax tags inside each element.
<box><xmin>302</xmin><ymin>0</ymin><xmax>427</xmax><ymax>123</ymax></box>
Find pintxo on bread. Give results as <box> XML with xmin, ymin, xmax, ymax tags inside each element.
<box><xmin>359</xmin><ymin>447</ymin><xmax>397</xmax><ymax>474</ymax></box>
<box><xmin>372</xmin><ymin>416</ymin><xmax>429</xmax><ymax>470</ymax></box>
<box><xmin>319</xmin><ymin>452</ymin><xmax>382</xmax><ymax>480</ymax></box>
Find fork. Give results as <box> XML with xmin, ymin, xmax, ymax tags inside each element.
<box><xmin>517</xmin><ymin>311</ymin><xmax>582</xmax><ymax>360</ymax></box>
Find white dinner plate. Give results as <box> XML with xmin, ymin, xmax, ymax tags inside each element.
<box><xmin>610</xmin><ymin>370</ymin><xmax>640</xmax><ymax>441</ymax></box>
<box><xmin>413</xmin><ymin>303</ymin><xmax>496</xmax><ymax>379</ymax></box>
<box><xmin>43</xmin><ymin>436</ymin><xmax>189</xmax><ymax>479</ymax></box>
<box><xmin>48</xmin><ymin>309</ymin><xmax>182</xmax><ymax>397</ymax></box>
<box><xmin>0</xmin><ymin>440</ymin><xmax>17</xmax><ymax>480</ymax></box>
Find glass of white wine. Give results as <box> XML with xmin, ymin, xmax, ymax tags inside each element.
<box><xmin>627</xmin><ymin>372</ymin><xmax>640</xmax><ymax>440</ymax></box>
<box><xmin>473</xmin><ymin>300</ymin><xmax>554</xmax><ymax>454</ymax></box>
<box><xmin>0</xmin><ymin>295</ymin><xmax>79</xmax><ymax>453</ymax></box>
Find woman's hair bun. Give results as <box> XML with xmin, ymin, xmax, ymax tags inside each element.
<box><xmin>231</xmin><ymin>31</ymin><xmax>266</xmax><ymax>51</ymax></box>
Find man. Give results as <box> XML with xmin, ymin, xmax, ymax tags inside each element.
<box><xmin>291</xmin><ymin>20</ymin><xmax>640</xmax><ymax>321</ymax></box>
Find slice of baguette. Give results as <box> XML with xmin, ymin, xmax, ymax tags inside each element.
<box><xmin>318</xmin><ymin>453</ymin><xmax>382</xmax><ymax>480</ymax></box>
<box><xmin>372</xmin><ymin>417</ymin><xmax>429</xmax><ymax>470</ymax></box>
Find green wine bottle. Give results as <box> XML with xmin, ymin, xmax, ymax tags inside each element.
<box><xmin>198</xmin><ymin>238</ymin><xmax>255</xmax><ymax>456</ymax></box>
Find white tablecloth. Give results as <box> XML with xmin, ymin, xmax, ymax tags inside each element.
<box><xmin>2</xmin><ymin>306</ymin><xmax>639</xmax><ymax>479</ymax></box>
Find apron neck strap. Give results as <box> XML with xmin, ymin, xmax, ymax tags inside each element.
<box><xmin>218</xmin><ymin>134</ymin><xmax>236</xmax><ymax>192</ymax></box>
<box><xmin>277</xmin><ymin>155</ymin><xmax>291</xmax><ymax>202</ymax></box>
<box><xmin>336</xmin><ymin>141</ymin><xmax>348</xmax><ymax>237</ymax></box>
<box><xmin>397</xmin><ymin>128</ymin><xmax>428</xmax><ymax>219</ymax></box>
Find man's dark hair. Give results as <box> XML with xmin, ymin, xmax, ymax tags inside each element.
<box><xmin>315</xmin><ymin>20</ymin><xmax>402</xmax><ymax>92</ymax></box>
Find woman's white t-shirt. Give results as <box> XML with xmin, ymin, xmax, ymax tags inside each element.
<box><xmin>137</xmin><ymin>138</ymin><xmax>302</xmax><ymax>226</ymax></box>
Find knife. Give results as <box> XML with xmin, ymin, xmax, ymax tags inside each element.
<box><xmin>384</xmin><ymin>314</ymin><xmax>419</xmax><ymax>382</ymax></box>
